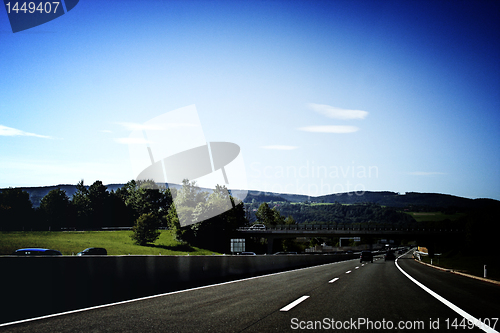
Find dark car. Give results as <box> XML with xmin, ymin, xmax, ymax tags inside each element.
<box><xmin>384</xmin><ymin>251</ymin><xmax>396</xmax><ymax>261</ymax></box>
<box><xmin>12</xmin><ymin>248</ymin><xmax>62</xmax><ymax>256</ymax></box>
<box><xmin>360</xmin><ymin>251</ymin><xmax>373</xmax><ymax>263</ymax></box>
<box><xmin>77</xmin><ymin>247</ymin><xmax>107</xmax><ymax>256</ymax></box>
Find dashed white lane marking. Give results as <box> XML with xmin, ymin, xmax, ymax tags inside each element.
<box><xmin>345</xmin><ymin>270</ymin><xmax>351</xmax><ymax>274</ymax></box>
<box><xmin>395</xmin><ymin>256</ymin><xmax>499</xmax><ymax>333</ymax></box>
<box><xmin>355</xmin><ymin>266</ymin><xmax>359</xmax><ymax>269</ymax></box>
<box><xmin>280</xmin><ymin>296</ymin><xmax>310</xmax><ymax>312</ymax></box>
<box><xmin>328</xmin><ymin>278</ymin><xmax>339</xmax><ymax>284</ymax></box>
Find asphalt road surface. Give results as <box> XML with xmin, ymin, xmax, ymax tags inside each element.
<box><xmin>2</xmin><ymin>251</ymin><xmax>499</xmax><ymax>332</ymax></box>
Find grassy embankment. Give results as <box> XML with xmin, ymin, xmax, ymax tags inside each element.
<box><xmin>0</xmin><ymin>230</ymin><xmax>219</xmax><ymax>256</ymax></box>
<box><xmin>407</xmin><ymin>211</ymin><xmax>466</xmax><ymax>222</ymax></box>
<box><xmin>408</xmin><ymin>211</ymin><xmax>498</xmax><ymax>282</ymax></box>
<box><xmin>419</xmin><ymin>252</ymin><xmax>499</xmax><ymax>282</ymax></box>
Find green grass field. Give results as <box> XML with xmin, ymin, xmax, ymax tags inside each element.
<box><xmin>406</xmin><ymin>212</ymin><xmax>465</xmax><ymax>222</ymax></box>
<box><xmin>0</xmin><ymin>230</ymin><xmax>219</xmax><ymax>256</ymax></box>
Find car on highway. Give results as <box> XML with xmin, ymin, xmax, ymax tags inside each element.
<box><xmin>12</xmin><ymin>248</ymin><xmax>62</xmax><ymax>256</ymax></box>
<box><xmin>76</xmin><ymin>247</ymin><xmax>107</xmax><ymax>256</ymax></box>
<box><xmin>249</xmin><ymin>224</ymin><xmax>266</xmax><ymax>230</ymax></box>
<box><xmin>384</xmin><ymin>251</ymin><xmax>396</xmax><ymax>261</ymax></box>
<box><xmin>359</xmin><ymin>251</ymin><xmax>373</xmax><ymax>263</ymax></box>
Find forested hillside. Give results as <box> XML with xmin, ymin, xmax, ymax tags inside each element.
<box><xmin>245</xmin><ymin>202</ymin><xmax>416</xmax><ymax>226</ymax></box>
<box><xmin>243</xmin><ymin>190</ymin><xmax>499</xmax><ymax>210</ymax></box>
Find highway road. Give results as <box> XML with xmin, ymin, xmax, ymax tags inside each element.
<box><xmin>2</xmin><ymin>251</ymin><xmax>499</xmax><ymax>332</ymax></box>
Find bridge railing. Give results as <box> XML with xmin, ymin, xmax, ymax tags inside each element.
<box><xmin>237</xmin><ymin>225</ymin><xmax>463</xmax><ymax>233</ymax></box>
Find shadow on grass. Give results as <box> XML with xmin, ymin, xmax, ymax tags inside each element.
<box><xmin>147</xmin><ymin>243</ymin><xmax>196</xmax><ymax>252</ymax></box>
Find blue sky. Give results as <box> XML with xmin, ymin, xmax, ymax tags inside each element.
<box><xmin>1</xmin><ymin>0</ymin><xmax>499</xmax><ymax>200</ymax></box>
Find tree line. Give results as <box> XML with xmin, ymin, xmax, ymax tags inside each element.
<box><xmin>245</xmin><ymin>201</ymin><xmax>417</xmax><ymax>226</ymax></box>
<box><xmin>0</xmin><ymin>180</ymin><xmax>171</xmax><ymax>232</ymax></box>
<box><xmin>0</xmin><ymin>179</ymin><xmax>249</xmax><ymax>251</ymax></box>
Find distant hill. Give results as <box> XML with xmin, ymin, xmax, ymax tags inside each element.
<box><xmin>244</xmin><ymin>190</ymin><xmax>500</xmax><ymax>210</ymax></box>
<box><xmin>243</xmin><ymin>192</ymin><xmax>289</xmax><ymax>203</ymax></box>
<box><xmin>317</xmin><ymin>191</ymin><xmax>499</xmax><ymax>209</ymax></box>
<box><xmin>2</xmin><ymin>183</ymin><xmax>499</xmax><ymax>210</ymax></box>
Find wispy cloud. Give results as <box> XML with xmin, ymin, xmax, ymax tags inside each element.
<box><xmin>0</xmin><ymin>125</ymin><xmax>51</xmax><ymax>138</ymax></box>
<box><xmin>298</xmin><ymin>125</ymin><xmax>359</xmax><ymax>133</ymax></box>
<box><xmin>261</xmin><ymin>145</ymin><xmax>298</xmax><ymax>150</ymax></box>
<box><xmin>114</xmin><ymin>137</ymin><xmax>152</xmax><ymax>145</ymax></box>
<box><xmin>308</xmin><ymin>103</ymin><xmax>368</xmax><ymax>120</ymax></box>
<box><xmin>117</xmin><ymin>122</ymin><xmax>164</xmax><ymax>131</ymax></box>
<box><xmin>117</xmin><ymin>122</ymin><xmax>198</xmax><ymax>131</ymax></box>
<box><xmin>407</xmin><ymin>172</ymin><xmax>446</xmax><ymax>176</ymax></box>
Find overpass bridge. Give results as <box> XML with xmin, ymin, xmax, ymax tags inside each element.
<box><xmin>235</xmin><ymin>225</ymin><xmax>464</xmax><ymax>254</ymax></box>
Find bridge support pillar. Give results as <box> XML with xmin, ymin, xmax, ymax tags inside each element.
<box><xmin>267</xmin><ymin>237</ymin><xmax>274</xmax><ymax>254</ymax></box>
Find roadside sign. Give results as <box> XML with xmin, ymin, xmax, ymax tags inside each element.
<box><xmin>231</xmin><ymin>239</ymin><xmax>245</xmax><ymax>253</ymax></box>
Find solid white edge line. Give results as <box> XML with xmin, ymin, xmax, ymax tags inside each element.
<box><xmin>280</xmin><ymin>295</ymin><xmax>310</xmax><ymax>312</ymax></box>
<box><xmin>395</xmin><ymin>254</ymin><xmax>499</xmax><ymax>333</ymax></box>
<box><xmin>0</xmin><ymin>258</ymin><xmax>359</xmax><ymax>328</ymax></box>
<box><xmin>328</xmin><ymin>277</ymin><xmax>339</xmax><ymax>283</ymax></box>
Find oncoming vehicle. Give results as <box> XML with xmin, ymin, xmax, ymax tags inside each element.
<box><xmin>360</xmin><ymin>251</ymin><xmax>373</xmax><ymax>263</ymax></box>
<box><xmin>384</xmin><ymin>251</ymin><xmax>396</xmax><ymax>261</ymax></box>
<box><xmin>12</xmin><ymin>248</ymin><xmax>62</xmax><ymax>256</ymax></box>
<box><xmin>77</xmin><ymin>247</ymin><xmax>107</xmax><ymax>256</ymax></box>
